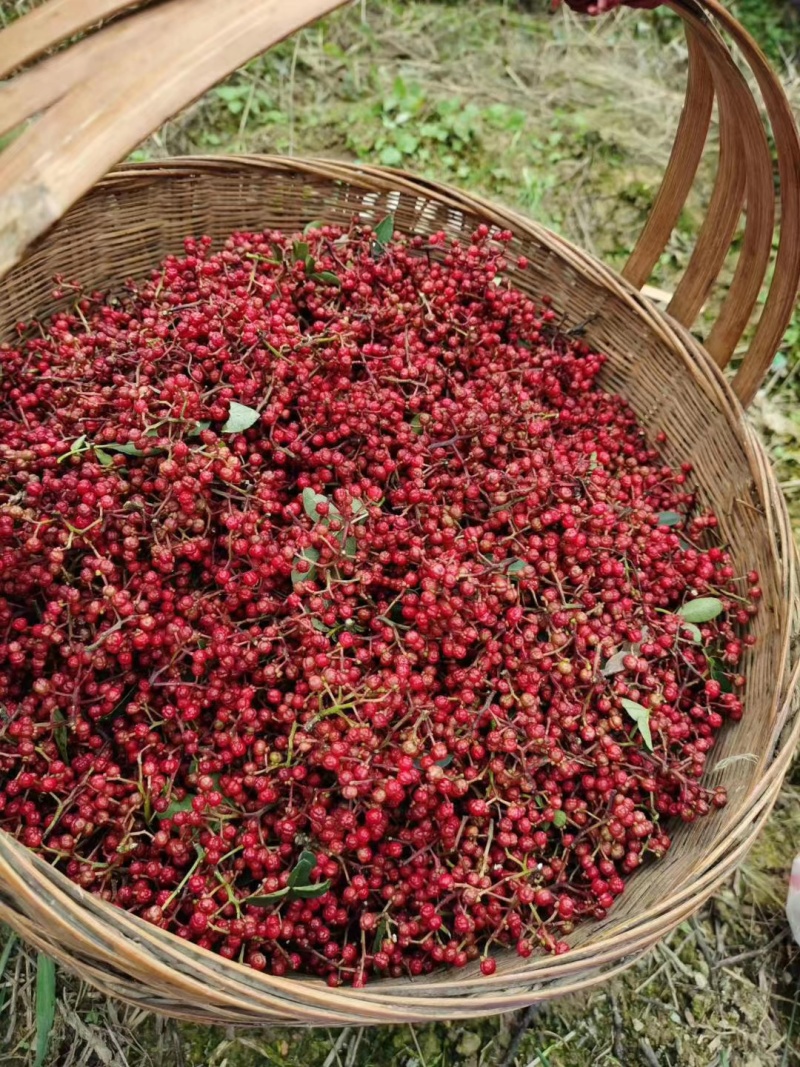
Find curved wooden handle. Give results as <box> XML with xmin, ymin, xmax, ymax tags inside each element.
<box><xmin>625</xmin><ymin>0</ymin><xmax>800</xmax><ymax>407</ymax></box>
<box><xmin>0</xmin><ymin>0</ymin><xmax>798</xmax><ymax>408</ymax></box>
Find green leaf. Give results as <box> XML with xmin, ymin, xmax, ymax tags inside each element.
<box><xmin>379</xmin><ymin>145</ymin><xmax>403</xmax><ymax>167</ymax></box>
<box><xmin>601</xmin><ymin>650</ymin><xmax>628</xmax><ymax>676</ymax></box>
<box><xmin>221</xmin><ymin>402</ymin><xmax>260</xmax><ymax>434</ymax></box>
<box><xmin>188</xmin><ymin>421</ymin><xmax>211</xmax><ymax>437</ymax></box>
<box><xmin>410</xmin><ymin>413</ymin><xmax>423</xmax><ymax>436</ymax></box>
<box><xmin>302</xmin><ymin>488</ymin><xmax>333</xmax><ymax>522</ymax></box>
<box><xmin>0</xmin><ymin>931</ymin><xmax>18</xmax><ymax>1018</ymax></box>
<box><xmin>293</xmin><ymin>240</ymin><xmax>310</xmax><ymax>263</ymax></box>
<box><xmin>289</xmin><ymin>880</ymin><xmax>331</xmax><ymax>899</ymax></box>
<box><xmin>657</xmin><ymin>511</ymin><xmax>682</xmax><ymax>527</ymax></box>
<box><xmin>588</xmin><ymin>452</ymin><xmax>598</xmax><ymax>472</ymax></box>
<box><xmin>373</xmin><ymin>214</ymin><xmax>395</xmax><ymax>244</ymax></box>
<box><xmin>710</xmin><ymin>659</ymin><xmax>734</xmax><ymax>694</ymax></box>
<box><xmin>94</xmin><ymin>448</ymin><xmax>114</xmax><ymax>467</ymax></box>
<box><xmin>58</xmin><ymin>434</ymin><xmax>88</xmax><ymax>462</ymax></box>
<box><xmin>100</xmin><ymin>441</ymin><xmax>147</xmax><ymax>456</ymax></box>
<box><xmin>244</xmin><ymin>252</ymin><xmax>280</xmax><ymax>266</ymax></box>
<box><xmin>303</xmin><ymin>219</ymin><xmax>325</xmax><ymax>234</ymax></box>
<box><xmin>0</xmin><ymin>930</ymin><xmax>18</xmax><ymax>983</ymax></box>
<box><xmin>394</xmin><ymin>130</ymin><xmax>419</xmax><ymax>155</ymax></box>
<box><xmin>372</xmin><ymin>213</ymin><xmax>395</xmax><ymax>258</ymax></box>
<box><xmin>505</xmin><ymin>559</ymin><xmax>527</xmax><ymax>576</ymax></box>
<box><xmin>247</xmin><ymin>881</ymin><xmax>330</xmax><ymax>905</ymax></box>
<box><xmin>373</xmin><ymin>915</ymin><xmax>391</xmax><ymax>952</ymax></box>
<box><xmin>312</xmin><ymin>271</ymin><xmax>341</xmax><ymax>286</ymax></box>
<box><xmin>677</xmin><ymin>597</ymin><xmax>724</xmax><ymax>623</ymax></box>
<box><xmin>344</xmin><ymin>536</ymin><xmax>358</xmax><ymax>558</ymax></box>
<box><xmin>215</xmin><ymin>84</ymin><xmax>247</xmax><ymax>105</ymax></box>
<box><xmin>291</xmin><ymin>546</ymin><xmax>320</xmax><ymax>588</ymax></box>
<box><xmin>621</xmin><ymin>699</ymin><xmax>653</xmax><ymax>751</ymax></box>
<box><xmin>311</xmin><ymin>618</ymin><xmax>330</xmax><ymax>632</ymax></box>
<box><xmin>248</xmin><ymin>850</ymin><xmax>328</xmax><ymax>905</ymax></box>
<box><xmin>157</xmin><ymin>793</ymin><xmax>195</xmax><ymax>820</ymax></box>
<box><xmin>34</xmin><ymin>954</ymin><xmax>56</xmax><ymax>1067</ymax></box>
<box><xmin>553</xmin><ymin>810</ymin><xmax>567</xmax><ymax>829</ymax></box>
<box><xmin>681</xmin><ymin>622</ymin><xmax>702</xmax><ymax>643</ymax></box>
<box><xmin>288</xmin><ymin>849</ymin><xmax>317</xmax><ymax>889</ymax></box>
<box><xmin>247</xmin><ymin>888</ymin><xmax>289</xmax><ymax>906</ymax></box>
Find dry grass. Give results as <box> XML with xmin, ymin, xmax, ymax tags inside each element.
<box><xmin>143</xmin><ymin>1</ymin><xmax>699</xmax><ymax>268</ymax></box>
<box><xmin>1</xmin><ymin>1</ymin><xmax>800</xmax><ymax>1064</ymax></box>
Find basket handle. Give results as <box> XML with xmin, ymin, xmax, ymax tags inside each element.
<box><xmin>0</xmin><ymin>0</ymin><xmax>797</xmax><ymax>409</ymax></box>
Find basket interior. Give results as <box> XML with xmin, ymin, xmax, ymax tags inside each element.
<box><xmin>0</xmin><ymin>158</ymin><xmax>793</xmax><ymax>988</ymax></box>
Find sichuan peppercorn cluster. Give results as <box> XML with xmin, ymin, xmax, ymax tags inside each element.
<box><xmin>0</xmin><ymin>220</ymin><xmax>758</xmax><ymax>985</ymax></box>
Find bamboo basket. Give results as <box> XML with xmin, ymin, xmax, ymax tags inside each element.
<box><xmin>0</xmin><ymin>0</ymin><xmax>799</xmax><ymax>1028</ymax></box>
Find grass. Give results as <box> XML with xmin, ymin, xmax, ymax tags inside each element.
<box><xmin>1</xmin><ymin>0</ymin><xmax>800</xmax><ymax>1064</ymax></box>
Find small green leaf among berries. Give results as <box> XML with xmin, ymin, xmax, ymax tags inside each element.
<box><xmin>677</xmin><ymin>597</ymin><xmax>724</xmax><ymax>623</ymax></box>
<box><xmin>372</xmin><ymin>214</ymin><xmax>395</xmax><ymax>258</ymax></box>
<box><xmin>621</xmin><ymin>699</ymin><xmax>654</xmax><ymax>751</ymax></box>
<box><xmin>220</xmin><ymin>402</ymin><xmax>260</xmax><ymax>434</ymax></box>
<box><xmin>247</xmin><ymin>850</ymin><xmax>330</xmax><ymax>906</ymax></box>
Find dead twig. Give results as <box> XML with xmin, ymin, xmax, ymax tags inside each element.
<box><xmin>639</xmin><ymin>1037</ymin><xmax>661</xmax><ymax>1067</ymax></box>
<box><xmin>499</xmin><ymin>1004</ymin><xmax>544</xmax><ymax>1067</ymax></box>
